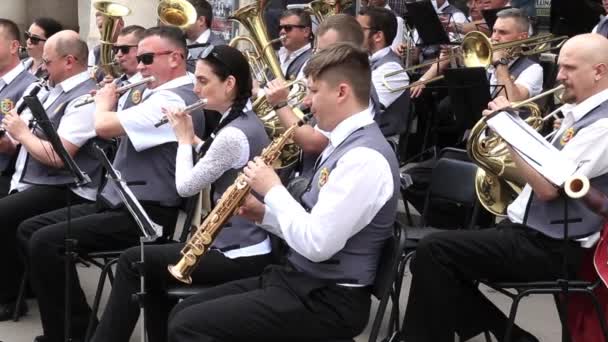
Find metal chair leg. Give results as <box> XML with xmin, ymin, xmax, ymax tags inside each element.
<box><xmin>84</xmin><ymin>258</ymin><xmax>119</xmax><ymax>342</ymax></box>
<box><xmin>12</xmin><ymin>270</ymin><xmax>28</xmax><ymax>322</ymax></box>
<box><xmin>503</xmin><ymin>293</ymin><xmax>524</xmax><ymax>342</ymax></box>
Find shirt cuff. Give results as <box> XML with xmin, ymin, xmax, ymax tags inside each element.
<box><xmin>261</xmin><ymin>203</ymin><xmax>281</xmax><ymax>232</ymax></box>
<box><xmin>264</xmin><ymin>184</ymin><xmax>295</xmax><ymax>215</ymax></box>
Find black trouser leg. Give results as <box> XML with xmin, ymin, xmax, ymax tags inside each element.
<box><xmin>402</xmin><ymin>223</ymin><xmax>583</xmax><ymax>342</ymax></box>
<box><xmin>0</xmin><ymin>185</ymin><xmax>87</xmax><ymax>303</ymax></box>
<box><xmin>90</xmin><ymin>243</ymin><xmax>273</xmax><ymax>342</ymax></box>
<box><xmin>18</xmin><ymin>203</ymin><xmax>178</xmax><ymax>342</ymax></box>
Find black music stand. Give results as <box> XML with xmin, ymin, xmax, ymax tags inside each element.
<box><xmin>444</xmin><ymin>67</ymin><xmax>491</xmax><ymax>141</ymax></box>
<box><xmin>22</xmin><ymin>95</ymin><xmax>91</xmax><ymax>342</ymax></box>
<box><xmin>405</xmin><ymin>0</ymin><xmax>452</xmax><ymax>46</ymax></box>
<box><xmin>481</xmin><ymin>6</ymin><xmax>512</xmax><ymax>32</ymax></box>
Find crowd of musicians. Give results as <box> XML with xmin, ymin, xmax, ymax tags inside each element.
<box><xmin>0</xmin><ymin>0</ymin><xmax>607</xmax><ymax>341</ymax></box>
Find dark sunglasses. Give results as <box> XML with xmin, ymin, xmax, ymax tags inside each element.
<box><xmin>197</xmin><ymin>45</ymin><xmax>233</xmax><ymax>74</ymax></box>
<box><xmin>24</xmin><ymin>31</ymin><xmax>47</xmax><ymax>45</ymax></box>
<box><xmin>136</xmin><ymin>51</ymin><xmax>177</xmax><ymax>65</ymax></box>
<box><xmin>279</xmin><ymin>24</ymin><xmax>306</xmax><ymax>32</ymax></box>
<box><xmin>112</xmin><ymin>44</ymin><xmax>137</xmax><ymax>55</ymax></box>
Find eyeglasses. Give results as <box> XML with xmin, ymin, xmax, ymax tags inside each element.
<box><xmin>112</xmin><ymin>45</ymin><xmax>137</xmax><ymax>55</ymax></box>
<box><xmin>197</xmin><ymin>45</ymin><xmax>233</xmax><ymax>74</ymax></box>
<box><xmin>24</xmin><ymin>31</ymin><xmax>47</xmax><ymax>45</ymax></box>
<box><xmin>278</xmin><ymin>24</ymin><xmax>307</xmax><ymax>32</ymax></box>
<box><xmin>136</xmin><ymin>51</ymin><xmax>177</xmax><ymax>65</ymax></box>
<box><xmin>42</xmin><ymin>54</ymin><xmax>77</xmax><ymax>66</ymax></box>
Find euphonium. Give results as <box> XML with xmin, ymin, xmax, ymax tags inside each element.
<box><xmin>168</xmin><ymin>115</ymin><xmax>310</xmax><ymax>284</ymax></box>
<box><xmin>306</xmin><ymin>0</ymin><xmax>353</xmax><ymax>23</ymax></box>
<box><xmin>93</xmin><ymin>1</ymin><xmax>131</xmax><ymax>78</ymax></box>
<box><xmin>467</xmin><ymin>85</ymin><xmax>565</xmax><ymax>216</ymax></box>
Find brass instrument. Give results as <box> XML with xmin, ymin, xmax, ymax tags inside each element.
<box><xmin>229</xmin><ymin>0</ymin><xmax>307</xmax><ymax>167</ymax></box>
<box><xmin>467</xmin><ymin>85</ymin><xmax>566</xmax><ymax>216</ymax></box>
<box><xmin>306</xmin><ymin>0</ymin><xmax>353</xmax><ymax>23</ymax></box>
<box><xmin>74</xmin><ymin>76</ymin><xmax>156</xmax><ymax>108</ymax></box>
<box><xmin>94</xmin><ymin>1</ymin><xmax>131</xmax><ymax>78</ymax></box>
<box><xmin>383</xmin><ymin>31</ymin><xmax>568</xmax><ymax>92</ymax></box>
<box><xmin>229</xmin><ymin>34</ymin><xmax>285</xmax><ymax>85</ymax></box>
<box><xmin>168</xmin><ymin>115</ymin><xmax>310</xmax><ymax>284</ymax></box>
<box><xmin>154</xmin><ymin>98</ymin><xmax>209</xmax><ymax>127</ymax></box>
<box><xmin>157</xmin><ymin>0</ymin><xmax>198</xmax><ymax>28</ymax></box>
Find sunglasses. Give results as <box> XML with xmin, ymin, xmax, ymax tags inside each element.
<box><xmin>136</xmin><ymin>51</ymin><xmax>177</xmax><ymax>65</ymax></box>
<box><xmin>24</xmin><ymin>31</ymin><xmax>47</xmax><ymax>45</ymax></box>
<box><xmin>279</xmin><ymin>24</ymin><xmax>306</xmax><ymax>32</ymax></box>
<box><xmin>197</xmin><ymin>45</ymin><xmax>233</xmax><ymax>74</ymax></box>
<box><xmin>112</xmin><ymin>44</ymin><xmax>137</xmax><ymax>55</ymax></box>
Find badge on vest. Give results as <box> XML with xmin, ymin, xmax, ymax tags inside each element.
<box><xmin>131</xmin><ymin>89</ymin><xmax>142</xmax><ymax>105</ymax></box>
<box><xmin>318</xmin><ymin>167</ymin><xmax>330</xmax><ymax>188</ymax></box>
<box><xmin>0</xmin><ymin>99</ymin><xmax>14</xmax><ymax>115</ymax></box>
<box><xmin>560</xmin><ymin>127</ymin><xmax>576</xmax><ymax>146</ymax></box>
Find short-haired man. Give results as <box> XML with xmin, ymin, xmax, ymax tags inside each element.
<box><xmin>166</xmin><ymin>42</ymin><xmax>400</xmax><ymax>342</ymax></box>
<box><xmin>363</xmin><ymin>0</ymin><xmax>405</xmax><ymax>52</ymax></box>
<box><xmin>0</xmin><ymin>30</ymin><xmax>100</xmax><ymax>321</ymax></box>
<box><xmin>111</xmin><ymin>25</ymin><xmax>146</xmax><ymax>110</ymax></box>
<box><xmin>358</xmin><ymin>6</ymin><xmax>410</xmax><ymax>137</ymax></box>
<box><xmin>18</xmin><ymin>26</ymin><xmax>206</xmax><ymax>342</ymax></box>
<box><xmin>278</xmin><ymin>8</ymin><xmax>313</xmax><ymax>80</ymax></box>
<box><xmin>185</xmin><ymin>0</ymin><xmax>225</xmax><ymax>60</ymax></box>
<box><xmin>88</xmin><ymin>11</ymin><xmax>125</xmax><ymax>73</ymax></box>
<box><xmin>402</xmin><ymin>33</ymin><xmax>608</xmax><ymax>342</ymax></box>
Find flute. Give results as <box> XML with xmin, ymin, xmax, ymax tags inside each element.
<box><xmin>73</xmin><ymin>76</ymin><xmax>155</xmax><ymax>108</ymax></box>
<box><xmin>154</xmin><ymin>98</ymin><xmax>208</xmax><ymax>128</ymax></box>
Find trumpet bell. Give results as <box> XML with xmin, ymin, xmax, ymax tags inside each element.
<box><xmin>158</xmin><ymin>0</ymin><xmax>198</xmax><ymax>28</ymax></box>
<box><xmin>461</xmin><ymin>31</ymin><xmax>492</xmax><ymax>68</ymax></box>
<box><xmin>94</xmin><ymin>1</ymin><xmax>131</xmax><ymax>17</ymax></box>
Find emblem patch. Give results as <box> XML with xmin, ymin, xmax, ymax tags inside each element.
<box><xmin>318</xmin><ymin>167</ymin><xmax>330</xmax><ymax>188</ymax></box>
<box><xmin>560</xmin><ymin>127</ymin><xmax>576</xmax><ymax>146</ymax></box>
<box><xmin>0</xmin><ymin>99</ymin><xmax>14</xmax><ymax>115</ymax></box>
<box><xmin>131</xmin><ymin>89</ymin><xmax>142</xmax><ymax>105</ymax></box>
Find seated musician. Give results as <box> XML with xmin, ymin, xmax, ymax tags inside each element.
<box><xmin>458</xmin><ymin>0</ymin><xmax>511</xmax><ymax>34</ymax></box>
<box><xmin>166</xmin><ymin>42</ymin><xmax>400</xmax><ymax>342</ymax></box>
<box><xmin>592</xmin><ymin>0</ymin><xmax>608</xmax><ymax>37</ymax></box>
<box><xmin>89</xmin><ymin>45</ymin><xmax>272</xmax><ymax>342</ymax></box>
<box><xmin>0</xmin><ymin>29</ymin><xmax>99</xmax><ymax>321</ymax></box>
<box><xmin>402</xmin><ymin>33</ymin><xmax>608</xmax><ymax>342</ymax></box>
<box><xmin>357</xmin><ymin>6</ymin><xmax>410</xmax><ymax>137</ymax></box>
<box><xmin>183</xmin><ymin>0</ymin><xmax>226</xmax><ymax>74</ymax></box>
<box><xmin>278</xmin><ymin>8</ymin><xmax>313</xmax><ymax>81</ymax></box>
<box><xmin>362</xmin><ymin>0</ymin><xmax>406</xmax><ymax>52</ymax></box>
<box><xmin>16</xmin><ymin>26</ymin><xmax>203</xmax><ymax>342</ymax></box>
<box><xmin>98</xmin><ymin>25</ymin><xmax>145</xmax><ymax>91</ymax></box>
<box><xmin>21</xmin><ymin>17</ymin><xmax>63</xmax><ymax>78</ymax></box>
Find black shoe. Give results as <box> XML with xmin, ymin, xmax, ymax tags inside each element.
<box><xmin>0</xmin><ymin>299</ymin><xmax>27</xmax><ymax>321</ymax></box>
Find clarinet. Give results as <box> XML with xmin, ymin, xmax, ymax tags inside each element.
<box><xmin>0</xmin><ymin>77</ymin><xmax>48</xmax><ymax>137</ymax></box>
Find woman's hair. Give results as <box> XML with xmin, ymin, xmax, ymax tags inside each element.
<box><xmin>199</xmin><ymin>45</ymin><xmax>252</xmax><ymax>118</ymax></box>
<box><xmin>32</xmin><ymin>17</ymin><xmax>63</xmax><ymax>39</ymax></box>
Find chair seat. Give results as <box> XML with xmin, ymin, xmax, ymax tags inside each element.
<box><xmin>405</xmin><ymin>226</ymin><xmax>450</xmax><ymax>240</ymax></box>
<box><xmin>166</xmin><ymin>285</ymin><xmax>212</xmax><ymax>299</ymax></box>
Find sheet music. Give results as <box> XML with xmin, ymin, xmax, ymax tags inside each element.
<box><xmin>486</xmin><ymin>110</ymin><xmax>578</xmax><ymax>186</ymax></box>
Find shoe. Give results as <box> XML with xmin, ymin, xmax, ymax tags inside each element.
<box><xmin>0</xmin><ymin>299</ymin><xmax>28</xmax><ymax>321</ymax></box>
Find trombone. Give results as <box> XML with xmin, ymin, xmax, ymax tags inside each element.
<box><xmin>383</xmin><ymin>31</ymin><xmax>568</xmax><ymax>93</ymax></box>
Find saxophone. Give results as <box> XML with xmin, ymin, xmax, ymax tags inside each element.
<box><xmin>168</xmin><ymin>115</ymin><xmax>310</xmax><ymax>284</ymax></box>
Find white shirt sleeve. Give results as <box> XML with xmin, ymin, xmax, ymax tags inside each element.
<box><xmin>593</xmin><ymin>24</ymin><xmax>599</xmax><ymax>33</ymax></box>
<box><xmin>175</xmin><ymin>126</ymin><xmax>249</xmax><ymax>197</ymax></box>
<box><xmin>117</xmin><ymin>90</ymin><xmax>186</xmax><ymax>151</ymax></box>
<box><xmin>262</xmin><ymin>146</ymin><xmax>394</xmax><ymax>262</ymax></box>
<box><xmin>372</xmin><ymin>61</ymin><xmax>409</xmax><ymax>108</ymax></box>
<box><xmin>561</xmin><ymin>118</ymin><xmax>608</xmax><ymax>179</ymax></box>
<box><xmin>56</xmin><ymin>96</ymin><xmax>97</xmax><ymax>147</ymax></box>
<box><xmin>514</xmin><ymin>63</ymin><xmax>544</xmax><ymax>97</ymax></box>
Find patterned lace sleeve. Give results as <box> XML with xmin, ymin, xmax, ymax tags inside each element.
<box><xmin>175</xmin><ymin>126</ymin><xmax>249</xmax><ymax>197</ymax></box>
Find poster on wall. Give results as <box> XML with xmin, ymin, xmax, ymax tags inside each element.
<box><xmin>210</xmin><ymin>0</ymin><xmax>238</xmax><ymax>42</ymax></box>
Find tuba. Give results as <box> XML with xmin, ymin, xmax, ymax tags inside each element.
<box><xmin>157</xmin><ymin>0</ymin><xmax>198</xmax><ymax>29</ymax></box>
<box><xmin>306</xmin><ymin>0</ymin><xmax>353</xmax><ymax>24</ymax></box>
<box><xmin>93</xmin><ymin>1</ymin><xmax>131</xmax><ymax>78</ymax></box>
<box><xmin>229</xmin><ymin>0</ymin><xmax>307</xmax><ymax>167</ymax></box>
<box><xmin>467</xmin><ymin>85</ymin><xmax>565</xmax><ymax>216</ymax></box>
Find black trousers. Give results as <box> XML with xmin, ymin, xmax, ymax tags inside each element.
<box><xmin>90</xmin><ymin>243</ymin><xmax>273</xmax><ymax>342</ymax></box>
<box><xmin>402</xmin><ymin>221</ymin><xmax>585</xmax><ymax>342</ymax></box>
<box><xmin>0</xmin><ymin>185</ymin><xmax>88</xmax><ymax>303</ymax></box>
<box><xmin>17</xmin><ymin>202</ymin><xmax>178</xmax><ymax>342</ymax></box>
<box><xmin>166</xmin><ymin>265</ymin><xmax>371</xmax><ymax>342</ymax></box>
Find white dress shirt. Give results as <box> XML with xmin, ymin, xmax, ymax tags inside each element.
<box><xmin>488</xmin><ymin>58</ymin><xmax>544</xmax><ymax>97</ymax></box>
<box><xmin>508</xmin><ymin>88</ymin><xmax>608</xmax><ymax>247</ymax></box>
<box><xmin>117</xmin><ymin>74</ymin><xmax>193</xmax><ymax>152</ymax></box>
<box><xmin>187</xmin><ymin>29</ymin><xmax>211</xmax><ymax>45</ymax></box>
<box><xmin>0</xmin><ymin>62</ymin><xmax>26</xmax><ymax>91</ymax></box>
<box><xmin>10</xmin><ymin>71</ymin><xmax>97</xmax><ymax>200</ymax></box>
<box><xmin>371</xmin><ymin>47</ymin><xmax>409</xmax><ymax>109</ymax></box>
<box><xmin>117</xmin><ymin>72</ymin><xmax>143</xmax><ymax>111</ymax></box>
<box><xmin>278</xmin><ymin>43</ymin><xmax>312</xmax><ymax>77</ymax></box>
<box><xmin>261</xmin><ymin>109</ymin><xmax>394</xmax><ymax>262</ymax></box>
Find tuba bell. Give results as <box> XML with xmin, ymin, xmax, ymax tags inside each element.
<box><xmin>306</xmin><ymin>0</ymin><xmax>353</xmax><ymax>24</ymax></box>
<box><xmin>93</xmin><ymin>1</ymin><xmax>131</xmax><ymax>78</ymax></box>
<box><xmin>157</xmin><ymin>0</ymin><xmax>198</xmax><ymax>29</ymax></box>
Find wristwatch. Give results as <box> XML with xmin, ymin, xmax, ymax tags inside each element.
<box><xmin>493</xmin><ymin>57</ymin><xmax>509</xmax><ymax>68</ymax></box>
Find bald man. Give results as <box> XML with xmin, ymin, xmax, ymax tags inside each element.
<box><xmin>402</xmin><ymin>34</ymin><xmax>608</xmax><ymax>342</ymax></box>
<box><xmin>0</xmin><ymin>30</ymin><xmax>100</xmax><ymax>321</ymax></box>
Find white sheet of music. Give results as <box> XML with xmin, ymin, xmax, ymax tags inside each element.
<box><xmin>486</xmin><ymin>110</ymin><xmax>578</xmax><ymax>187</ymax></box>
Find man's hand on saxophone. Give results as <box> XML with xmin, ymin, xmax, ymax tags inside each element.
<box><xmin>243</xmin><ymin>156</ymin><xmax>282</xmax><ymax>197</ymax></box>
<box><xmin>236</xmin><ymin>194</ymin><xmax>266</xmax><ymax>223</ymax></box>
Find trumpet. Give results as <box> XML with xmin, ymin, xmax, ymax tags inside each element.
<box><xmin>154</xmin><ymin>98</ymin><xmax>208</xmax><ymax>128</ymax></box>
<box><xmin>74</xmin><ymin>76</ymin><xmax>155</xmax><ymax>108</ymax></box>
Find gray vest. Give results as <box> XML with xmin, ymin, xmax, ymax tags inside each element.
<box><xmin>524</xmin><ymin>99</ymin><xmax>608</xmax><ymax>239</ymax></box>
<box><xmin>288</xmin><ymin>123</ymin><xmax>400</xmax><ymax>285</ymax></box>
<box><xmin>100</xmin><ymin>83</ymin><xmax>206</xmax><ymax>208</ymax></box>
<box><xmin>597</xmin><ymin>16</ymin><xmax>608</xmax><ymax>37</ymax></box>
<box><xmin>121</xmin><ymin>83</ymin><xmax>148</xmax><ymax>110</ymax></box>
<box><xmin>508</xmin><ymin>56</ymin><xmax>538</xmax><ymax>80</ymax></box>
<box><xmin>0</xmin><ymin>68</ymin><xmax>37</xmax><ymax>172</ymax></box>
<box><xmin>370</xmin><ymin>50</ymin><xmax>411</xmax><ymax>137</ymax></box>
<box><xmin>20</xmin><ymin>77</ymin><xmax>103</xmax><ymax>192</ymax></box>
<box><xmin>285</xmin><ymin>48</ymin><xmax>312</xmax><ymax>81</ymax></box>
<box><xmin>211</xmin><ymin>110</ymin><xmax>271</xmax><ymax>251</ymax></box>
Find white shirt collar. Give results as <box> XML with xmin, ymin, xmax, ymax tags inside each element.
<box><xmin>326</xmin><ymin>108</ymin><xmax>374</xmax><ymax>148</ymax></box>
<box><xmin>145</xmin><ymin>74</ymin><xmax>193</xmax><ymax>95</ymax></box>
<box><xmin>279</xmin><ymin>43</ymin><xmax>312</xmax><ymax>62</ymax></box>
<box><xmin>189</xmin><ymin>29</ymin><xmax>211</xmax><ymax>45</ymax></box>
<box><xmin>1</xmin><ymin>62</ymin><xmax>25</xmax><ymax>86</ymax></box>
<box><xmin>370</xmin><ymin>46</ymin><xmax>392</xmax><ymax>62</ymax></box>
<box><xmin>563</xmin><ymin>88</ymin><xmax>608</xmax><ymax>123</ymax></box>
<box><xmin>431</xmin><ymin>0</ymin><xmax>450</xmax><ymax>13</ymax></box>
<box><xmin>55</xmin><ymin>71</ymin><xmax>91</xmax><ymax>93</ymax></box>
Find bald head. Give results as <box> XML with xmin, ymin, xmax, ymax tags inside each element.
<box><xmin>562</xmin><ymin>34</ymin><xmax>608</xmax><ymax>66</ymax></box>
<box><xmin>46</xmin><ymin>30</ymin><xmax>88</xmax><ymax>67</ymax></box>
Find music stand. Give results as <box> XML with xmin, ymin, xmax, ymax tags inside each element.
<box><xmin>405</xmin><ymin>0</ymin><xmax>452</xmax><ymax>46</ymax></box>
<box><xmin>444</xmin><ymin>67</ymin><xmax>491</xmax><ymax>139</ymax></box>
<box><xmin>22</xmin><ymin>95</ymin><xmax>90</xmax><ymax>342</ymax></box>
<box><xmin>481</xmin><ymin>6</ymin><xmax>512</xmax><ymax>32</ymax></box>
